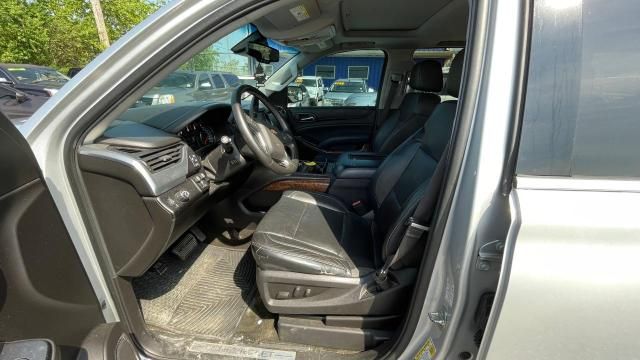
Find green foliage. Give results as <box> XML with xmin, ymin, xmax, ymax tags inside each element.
<box><xmin>180</xmin><ymin>48</ymin><xmax>220</xmax><ymax>72</ymax></box>
<box><xmin>0</xmin><ymin>0</ymin><xmax>159</xmax><ymax>70</ymax></box>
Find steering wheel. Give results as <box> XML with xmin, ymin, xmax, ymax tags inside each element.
<box><xmin>231</xmin><ymin>85</ymin><xmax>298</xmax><ymax>175</ymax></box>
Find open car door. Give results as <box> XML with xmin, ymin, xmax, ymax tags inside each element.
<box><xmin>0</xmin><ymin>112</ymin><xmax>137</xmax><ymax>360</ymax></box>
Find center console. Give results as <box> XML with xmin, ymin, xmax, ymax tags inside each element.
<box><xmin>296</xmin><ymin>159</ymin><xmax>331</xmax><ymax>174</ymax></box>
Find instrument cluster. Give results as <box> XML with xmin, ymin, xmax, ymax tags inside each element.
<box><xmin>178</xmin><ymin>120</ymin><xmax>218</xmax><ymax>154</ymax></box>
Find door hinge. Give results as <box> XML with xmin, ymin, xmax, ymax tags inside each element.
<box><xmin>476</xmin><ymin>240</ymin><xmax>504</xmax><ymax>271</ymax></box>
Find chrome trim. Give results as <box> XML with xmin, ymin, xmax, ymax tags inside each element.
<box><xmin>517</xmin><ymin>175</ymin><xmax>640</xmax><ymax>193</ymax></box>
<box><xmin>79</xmin><ymin>143</ymin><xmax>189</xmax><ymax>196</ymax></box>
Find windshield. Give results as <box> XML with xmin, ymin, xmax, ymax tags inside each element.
<box><xmin>155</xmin><ymin>72</ymin><xmax>197</xmax><ymax>89</ymax></box>
<box><xmin>299</xmin><ymin>79</ymin><xmax>316</xmax><ymax>87</ymax></box>
<box><xmin>329</xmin><ymin>80</ymin><xmax>365</xmax><ymax>93</ymax></box>
<box><xmin>7</xmin><ymin>67</ymin><xmax>69</xmax><ymax>85</ymax></box>
<box><xmin>134</xmin><ymin>25</ymin><xmax>298</xmax><ymax>107</ymax></box>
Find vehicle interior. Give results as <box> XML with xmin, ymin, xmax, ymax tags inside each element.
<box><xmin>76</xmin><ymin>0</ymin><xmax>469</xmax><ymax>358</ymax></box>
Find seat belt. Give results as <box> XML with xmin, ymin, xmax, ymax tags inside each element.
<box><xmin>380</xmin><ymin>73</ymin><xmax>402</xmax><ymax>124</ymax></box>
<box><xmin>375</xmin><ymin>145</ymin><xmax>450</xmax><ymax>288</ymax></box>
<box><xmin>369</xmin><ymin>73</ymin><xmax>403</xmax><ymax>148</ymax></box>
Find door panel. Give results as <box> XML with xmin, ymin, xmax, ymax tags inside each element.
<box><xmin>0</xmin><ymin>113</ymin><xmax>105</xmax><ymax>359</ymax></box>
<box><xmin>288</xmin><ymin>106</ymin><xmax>376</xmax><ymax>158</ymax></box>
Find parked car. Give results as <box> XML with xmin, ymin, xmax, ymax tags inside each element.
<box><xmin>136</xmin><ymin>70</ymin><xmax>239</xmax><ymax>106</ymax></box>
<box><xmin>0</xmin><ymin>64</ymin><xmax>69</xmax><ymax>97</ymax></box>
<box><xmin>323</xmin><ymin>78</ymin><xmax>376</xmax><ymax>106</ymax></box>
<box><xmin>287</xmin><ymin>83</ymin><xmax>311</xmax><ymax>107</ymax></box>
<box><xmin>295</xmin><ymin>76</ymin><xmax>324</xmax><ymax>105</ymax></box>
<box><xmin>0</xmin><ymin>83</ymin><xmax>48</xmax><ymax>125</ymax></box>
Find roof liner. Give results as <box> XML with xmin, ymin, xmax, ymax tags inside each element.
<box><xmin>253</xmin><ymin>0</ymin><xmax>468</xmax><ymax>53</ymax></box>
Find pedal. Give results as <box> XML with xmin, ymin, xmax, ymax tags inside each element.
<box><xmin>172</xmin><ymin>233</ymin><xmax>198</xmax><ymax>261</ymax></box>
<box><xmin>152</xmin><ymin>261</ymin><xmax>168</xmax><ymax>276</ymax></box>
<box><xmin>190</xmin><ymin>226</ymin><xmax>207</xmax><ymax>242</ymax></box>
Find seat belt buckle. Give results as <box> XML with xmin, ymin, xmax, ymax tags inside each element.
<box><xmin>404</xmin><ymin>217</ymin><xmax>430</xmax><ymax>238</ymax></box>
<box><xmin>351</xmin><ymin>200</ymin><xmax>369</xmax><ymax>216</ymax></box>
<box><xmin>374</xmin><ymin>267</ymin><xmax>391</xmax><ymax>291</ymax></box>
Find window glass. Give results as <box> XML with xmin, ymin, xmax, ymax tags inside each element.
<box><xmin>198</xmin><ymin>74</ymin><xmax>212</xmax><ymax>89</ymax></box>
<box><xmin>315</xmin><ymin>65</ymin><xmax>335</xmax><ymax>79</ymax></box>
<box><xmin>5</xmin><ymin>66</ymin><xmax>69</xmax><ymax>87</ymax></box>
<box><xmin>222</xmin><ymin>74</ymin><xmax>240</xmax><ymax>87</ymax></box>
<box><xmin>157</xmin><ymin>72</ymin><xmax>196</xmax><ymax>89</ymax></box>
<box><xmin>302</xmin><ymin>50</ymin><xmax>385</xmax><ymax>107</ymax></box>
<box><xmin>211</xmin><ymin>74</ymin><xmax>225</xmax><ymax>89</ymax></box>
<box><xmin>132</xmin><ymin>24</ymin><xmax>297</xmax><ymax>107</ymax></box>
<box><xmin>517</xmin><ymin>0</ymin><xmax>640</xmax><ymax>177</ymax></box>
<box><xmin>348</xmin><ymin>66</ymin><xmax>369</xmax><ymax>79</ymax></box>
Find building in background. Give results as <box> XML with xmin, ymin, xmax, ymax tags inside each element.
<box><xmin>301</xmin><ymin>48</ymin><xmax>458</xmax><ymax>91</ymax></box>
<box><xmin>302</xmin><ymin>50</ymin><xmax>385</xmax><ymax>90</ymax></box>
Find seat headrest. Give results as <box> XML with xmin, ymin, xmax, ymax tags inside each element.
<box><xmin>445</xmin><ymin>50</ymin><xmax>464</xmax><ymax>98</ymax></box>
<box><xmin>409</xmin><ymin>60</ymin><xmax>443</xmax><ymax>92</ymax></box>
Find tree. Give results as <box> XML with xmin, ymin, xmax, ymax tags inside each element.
<box><xmin>0</xmin><ymin>0</ymin><xmax>160</xmax><ymax>71</ymax></box>
<box><xmin>0</xmin><ymin>0</ymin><xmax>49</xmax><ymax>64</ymax></box>
<box><xmin>101</xmin><ymin>0</ymin><xmax>158</xmax><ymax>41</ymax></box>
<box><xmin>89</xmin><ymin>0</ymin><xmax>110</xmax><ymax>49</ymax></box>
<box><xmin>181</xmin><ymin>48</ymin><xmax>220</xmax><ymax>72</ymax></box>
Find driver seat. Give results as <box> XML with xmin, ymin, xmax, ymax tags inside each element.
<box><xmin>251</xmin><ymin>51</ymin><xmax>463</xmax><ymax>316</ymax></box>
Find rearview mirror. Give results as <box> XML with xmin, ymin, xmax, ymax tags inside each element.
<box><xmin>247</xmin><ymin>42</ymin><xmax>279</xmax><ymax>64</ymax></box>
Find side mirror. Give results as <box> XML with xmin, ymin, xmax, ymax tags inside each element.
<box><xmin>15</xmin><ymin>91</ymin><xmax>28</xmax><ymax>103</ymax></box>
<box><xmin>200</xmin><ymin>82</ymin><xmax>212</xmax><ymax>89</ymax></box>
<box><xmin>0</xmin><ymin>77</ymin><xmax>13</xmax><ymax>86</ymax></box>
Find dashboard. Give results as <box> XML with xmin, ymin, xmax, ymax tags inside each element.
<box><xmin>77</xmin><ymin>104</ymin><xmax>239</xmax><ymax>278</ymax></box>
<box><xmin>77</xmin><ymin>102</ymin><xmax>287</xmax><ymax>279</ymax></box>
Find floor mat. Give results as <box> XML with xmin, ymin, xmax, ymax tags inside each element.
<box><xmin>133</xmin><ymin>244</ymin><xmax>256</xmax><ymax>340</ymax></box>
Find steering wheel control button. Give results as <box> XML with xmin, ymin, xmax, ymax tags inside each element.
<box><xmin>176</xmin><ymin>190</ymin><xmax>191</xmax><ymax>203</ymax></box>
<box><xmin>220</xmin><ymin>135</ymin><xmax>233</xmax><ymax>153</ymax></box>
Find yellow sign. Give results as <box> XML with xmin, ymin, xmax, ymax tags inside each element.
<box><xmin>414</xmin><ymin>337</ymin><xmax>437</xmax><ymax>360</ymax></box>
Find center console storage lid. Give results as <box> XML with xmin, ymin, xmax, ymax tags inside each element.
<box><xmin>333</xmin><ymin>152</ymin><xmax>386</xmax><ymax>179</ymax></box>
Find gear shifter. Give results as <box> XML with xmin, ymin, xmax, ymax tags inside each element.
<box><xmin>201</xmin><ymin>136</ymin><xmax>246</xmax><ymax>183</ymax></box>
<box><xmin>220</xmin><ymin>135</ymin><xmax>233</xmax><ymax>153</ymax></box>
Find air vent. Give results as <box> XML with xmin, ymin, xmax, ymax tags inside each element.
<box><xmin>113</xmin><ymin>147</ymin><xmax>142</xmax><ymax>154</ymax></box>
<box><xmin>139</xmin><ymin>144</ymin><xmax>183</xmax><ymax>172</ymax></box>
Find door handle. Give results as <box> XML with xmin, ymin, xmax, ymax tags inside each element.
<box><xmin>298</xmin><ymin>115</ymin><xmax>316</xmax><ymax>122</ymax></box>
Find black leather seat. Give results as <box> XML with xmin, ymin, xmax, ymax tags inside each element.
<box><xmin>370</xmin><ymin>59</ymin><xmax>443</xmax><ymax>155</ymax></box>
<box><xmin>252</xmin><ymin>190</ymin><xmax>378</xmax><ymax>277</ymax></box>
<box><xmin>331</xmin><ymin>60</ymin><xmax>443</xmax><ymax>171</ymax></box>
<box><xmin>252</xmin><ymin>51</ymin><xmax>463</xmax><ymax>315</ymax></box>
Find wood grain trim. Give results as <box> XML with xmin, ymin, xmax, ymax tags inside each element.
<box><xmin>263</xmin><ymin>178</ymin><xmax>330</xmax><ymax>192</ymax></box>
